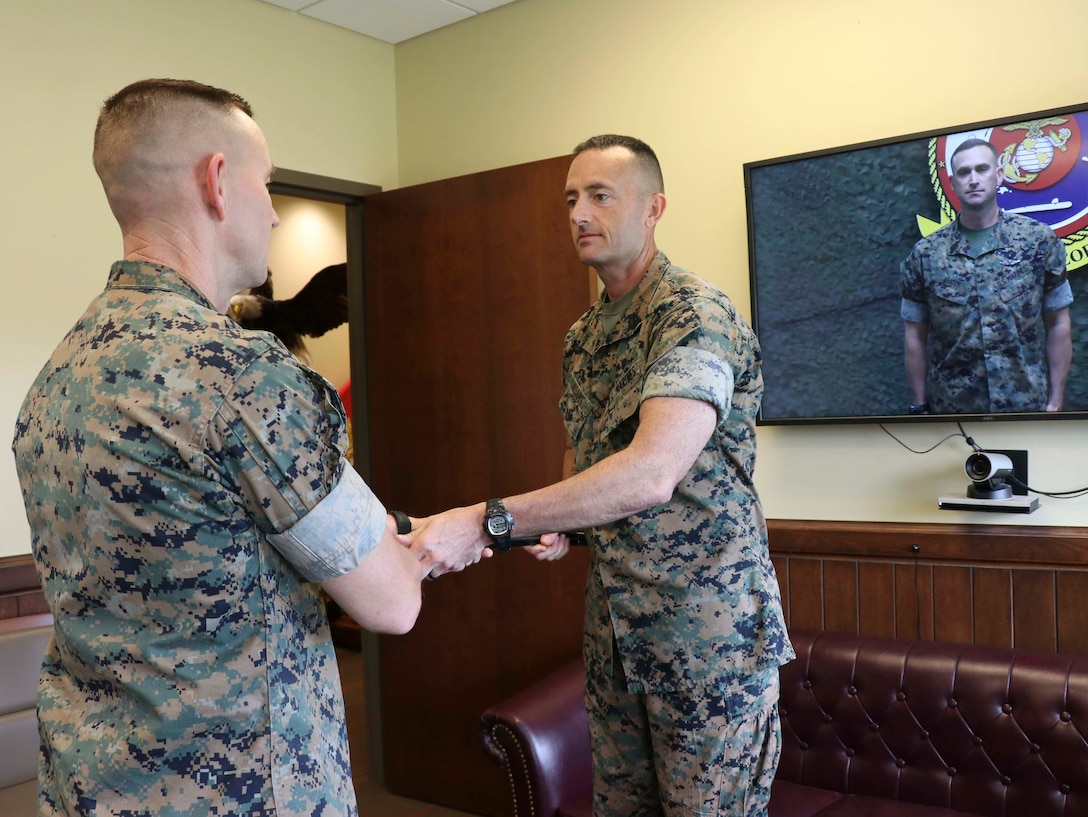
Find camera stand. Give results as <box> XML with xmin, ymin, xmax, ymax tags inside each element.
<box><xmin>940</xmin><ymin>448</ymin><xmax>1037</xmax><ymax>512</ymax></box>
<box><xmin>937</xmin><ymin>493</ymin><xmax>1040</xmax><ymax>513</ymax></box>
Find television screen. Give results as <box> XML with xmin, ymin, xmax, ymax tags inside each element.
<box><xmin>744</xmin><ymin>102</ymin><xmax>1088</xmax><ymax>425</ymax></box>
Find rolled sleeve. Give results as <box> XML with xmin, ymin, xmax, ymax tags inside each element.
<box><xmin>1044</xmin><ymin>279</ymin><xmax>1074</xmax><ymax>312</ymax></box>
<box><xmin>644</xmin><ymin>346</ymin><xmax>735</xmax><ymax>423</ymax></box>
<box><xmin>267</xmin><ymin>465</ymin><xmax>387</xmax><ymax>583</ymax></box>
<box><xmin>901</xmin><ymin>297</ymin><xmax>928</xmax><ymax>323</ymax></box>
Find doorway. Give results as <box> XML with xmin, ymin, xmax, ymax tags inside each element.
<box><xmin>267</xmin><ymin>195</ymin><xmax>350</xmax><ymax>390</ymax></box>
<box><xmin>267</xmin><ymin>168</ymin><xmax>387</xmax><ymax>782</ymax></box>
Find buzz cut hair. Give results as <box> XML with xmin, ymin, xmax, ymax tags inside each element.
<box><xmin>93</xmin><ymin>78</ymin><xmax>253</xmax><ymax>176</ymax></box>
<box><xmin>949</xmin><ymin>138</ymin><xmax>998</xmax><ymax>174</ymax></box>
<box><xmin>573</xmin><ymin>134</ymin><xmax>665</xmax><ymax>194</ymax></box>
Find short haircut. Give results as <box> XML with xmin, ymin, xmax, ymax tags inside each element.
<box><xmin>949</xmin><ymin>138</ymin><xmax>998</xmax><ymax>173</ymax></box>
<box><xmin>93</xmin><ymin>78</ymin><xmax>253</xmax><ymax>179</ymax></box>
<box><xmin>573</xmin><ymin>134</ymin><xmax>665</xmax><ymax>194</ymax></box>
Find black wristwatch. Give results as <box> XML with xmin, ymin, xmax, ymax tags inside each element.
<box><xmin>482</xmin><ymin>498</ymin><xmax>514</xmax><ymax>545</ymax></box>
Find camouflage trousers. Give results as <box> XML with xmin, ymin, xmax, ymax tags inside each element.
<box><xmin>586</xmin><ymin>669</ymin><xmax>781</xmax><ymax>817</ymax></box>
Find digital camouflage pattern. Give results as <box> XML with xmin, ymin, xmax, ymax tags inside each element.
<box><xmin>899</xmin><ymin>211</ymin><xmax>1072</xmax><ymax>414</ymax></box>
<box><xmin>560</xmin><ymin>252</ymin><xmax>793</xmax><ymax>695</ymax></box>
<box><xmin>560</xmin><ymin>253</ymin><xmax>792</xmax><ymax>815</ymax></box>
<box><xmin>587</xmin><ymin>669</ymin><xmax>781</xmax><ymax>817</ymax></box>
<box><xmin>12</xmin><ymin>261</ymin><xmax>362</xmax><ymax>816</ymax></box>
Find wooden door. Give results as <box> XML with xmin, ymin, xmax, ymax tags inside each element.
<box><xmin>362</xmin><ymin>155</ymin><xmax>595</xmax><ymax>815</ymax></box>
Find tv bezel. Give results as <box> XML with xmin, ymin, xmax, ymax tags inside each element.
<box><xmin>743</xmin><ymin>101</ymin><xmax>1088</xmax><ymax>427</ymax></box>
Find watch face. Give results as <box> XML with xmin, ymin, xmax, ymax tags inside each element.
<box><xmin>486</xmin><ymin>515</ymin><xmax>510</xmax><ymax>536</ymax></box>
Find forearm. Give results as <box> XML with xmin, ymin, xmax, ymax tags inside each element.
<box><xmin>505</xmin><ymin>443</ymin><xmax>677</xmax><ymax>536</ymax></box>
<box><xmin>411</xmin><ymin>443</ymin><xmax>678</xmax><ymax>568</ymax></box>
<box><xmin>322</xmin><ymin>514</ymin><xmax>426</xmax><ymax>634</ymax></box>
<box><xmin>903</xmin><ymin>321</ymin><xmax>929</xmax><ymax>404</ymax></box>
<box><xmin>411</xmin><ymin>397</ymin><xmax>717</xmax><ymax>569</ymax></box>
<box><xmin>1045</xmin><ymin>311</ymin><xmax>1073</xmax><ymax>410</ymax></box>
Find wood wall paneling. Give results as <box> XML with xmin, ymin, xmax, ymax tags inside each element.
<box><xmin>0</xmin><ymin>555</ymin><xmax>47</xmax><ymax>619</ymax></box>
<box><xmin>858</xmin><ymin>561</ymin><xmax>895</xmax><ymax>638</ymax></box>
<box><xmin>823</xmin><ymin>560</ymin><xmax>859</xmax><ymax>634</ymax></box>
<box><xmin>768</xmin><ymin>520</ymin><xmax>1088</xmax><ymax>654</ymax></box>
<box><xmin>1012</xmin><ymin>569</ymin><xmax>1056</xmax><ymax>652</ymax></box>
<box><xmin>1056</xmin><ymin>572</ymin><xmax>1088</xmax><ymax>656</ymax></box>
<box><xmin>362</xmin><ymin>155</ymin><xmax>595</xmax><ymax>816</ymax></box>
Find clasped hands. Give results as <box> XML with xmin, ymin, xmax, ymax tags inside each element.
<box><xmin>396</xmin><ymin>503</ymin><xmax>571</xmax><ymax>580</ymax></box>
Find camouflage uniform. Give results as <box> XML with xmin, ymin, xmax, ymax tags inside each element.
<box><xmin>559</xmin><ymin>252</ymin><xmax>794</xmax><ymax>816</ymax></box>
<box><xmin>12</xmin><ymin>261</ymin><xmax>385</xmax><ymax>816</ymax></box>
<box><xmin>899</xmin><ymin>211</ymin><xmax>1072</xmax><ymax>413</ymax></box>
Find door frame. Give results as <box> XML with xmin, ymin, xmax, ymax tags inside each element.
<box><xmin>269</xmin><ymin>168</ymin><xmax>381</xmax><ymax>480</ymax></box>
<box><xmin>269</xmin><ymin>168</ymin><xmax>387</xmax><ymax>781</ymax></box>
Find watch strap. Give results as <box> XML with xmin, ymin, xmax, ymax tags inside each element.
<box><xmin>390</xmin><ymin>510</ymin><xmax>412</xmax><ymax>535</ymax></box>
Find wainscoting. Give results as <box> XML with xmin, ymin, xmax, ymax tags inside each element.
<box><xmin>768</xmin><ymin>519</ymin><xmax>1088</xmax><ymax>655</ymax></box>
<box><xmin>0</xmin><ymin>556</ymin><xmax>46</xmax><ymax>620</ymax></box>
<box><xmin>8</xmin><ymin>520</ymin><xmax>1088</xmax><ymax>656</ymax></box>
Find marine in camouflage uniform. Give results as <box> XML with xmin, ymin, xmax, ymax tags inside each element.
<box><xmin>560</xmin><ymin>251</ymin><xmax>794</xmax><ymax>816</ymax></box>
<box><xmin>12</xmin><ymin>260</ymin><xmax>385</xmax><ymax>816</ymax></box>
<box><xmin>900</xmin><ymin>207</ymin><xmax>1072</xmax><ymax>414</ymax></box>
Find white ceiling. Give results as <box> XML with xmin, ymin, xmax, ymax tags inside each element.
<box><xmin>257</xmin><ymin>0</ymin><xmax>520</xmax><ymax>44</ymax></box>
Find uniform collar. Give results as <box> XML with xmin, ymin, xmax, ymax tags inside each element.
<box><xmin>106</xmin><ymin>260</ymin><xmax>218</xmax><ymax>312</ymax></box>
<box><xmin>949</xmin><ymin>211</ymin><xmax>1007</xmax><ymax>257</ymax></box>
<box><xmin>585</xmin><ymin>251</ymin><xmax>672</xmax><ymax>352</ymax></box>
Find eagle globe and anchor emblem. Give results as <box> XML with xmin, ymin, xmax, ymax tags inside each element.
<box><xmin>998</xmin><ymin>117</ymin><xmax>1072</xmax><ymax>183</ymax></box>
<box><xmin>919</xmin><ymin>112</ymin><xmax>1088</xmax><ymax>272</ymax></box>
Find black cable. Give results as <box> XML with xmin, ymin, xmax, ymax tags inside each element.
<box><xmin>881</xmin><ymin>422</ymin><xmax>1088</xmax><ymax>499</ymax></box>
<box><xmin>1006</xmin><ymin>474</ymin><xmax>1088</xmax><ymax>499</ymax></box>
<box><xmin>956</xmin><ymin>422</ymin><xmax>983</xmax><ymax>452</ymax></box>
<box><xmin>878</xmin><ymin>423</ymin><xmax>966</xmax><ymax>454</ymax></box>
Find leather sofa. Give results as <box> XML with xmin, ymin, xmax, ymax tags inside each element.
<box><xmin>480</xmin><ymin>629</ymin><xmax>1088</xmax><ymax>817</ymax></box>
<box><xmin>0</xmin><ymin>613</ymin><xmax>52</xmax><ymax>817</ymax></box>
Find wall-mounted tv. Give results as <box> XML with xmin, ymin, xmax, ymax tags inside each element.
<box><xmin>744</xmin><ymin>102</ymin><xmax>1088</xmax><ymax>425</ymax></box>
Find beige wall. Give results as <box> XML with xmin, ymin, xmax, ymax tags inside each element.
<box><xmin>393</xmin><ymin>0</ymin><xmax>1088</xmax><ymax>526</ymax></box>
<box><xmin>0</xmin><ymin>0</ymin><xmax>396</xmax><ymax>558</ymax></box>
<box><xmin>4</xmin><ymin>0</ymin><xmax>1087</xmax><ymax>559</ymax></box>
<box><xmin>267</xmin><ymin>196</ymin><xmax>350</xmax><ymax>390</ymax></box>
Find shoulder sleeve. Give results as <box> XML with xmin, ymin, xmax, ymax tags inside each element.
<box><xmin>1038</xmin><ymin>224</ymin><xmax>1070</xmax><ymax>295</ymax></box>
<box><xmin>642</xmin><ymin>293</ymin><xmax>746</xmax><ymax>423</ymax></box>
<box><xmin>899</xmin><ymin>246</ymin><xmax>928</xmax><ymax>308</ymax></box>
<box><xmin>207</xmin><ymin>347</ymin><xmax>349</xmax><ymax>534</ymax></box>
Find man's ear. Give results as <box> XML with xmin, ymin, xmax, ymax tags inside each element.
<box><xmin>647</xmin><ymin>192</ymin><xmax>667</xmax><ymax>226</ymax></box>
<box><xmin>204</xmin><ymin>152</ymin><xmax>228</xmax><ymax>221</ymax></box>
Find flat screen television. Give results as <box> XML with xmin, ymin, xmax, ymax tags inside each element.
<box><xmin>744</xmin><ymin>102</ymin><xmax>1088</xmax><ymax>425</ymax></box>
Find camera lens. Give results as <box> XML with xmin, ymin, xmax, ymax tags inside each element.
<box><xmin>966</xmin><ymin>453</ymin><xmax>991</xmax><ymax>479</ymax></box>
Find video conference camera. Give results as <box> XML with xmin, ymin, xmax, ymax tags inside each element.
<box><xmin>965</xmin><ymin>452</ymin><xmax>1015</xmax><ymax>500</ymax></box>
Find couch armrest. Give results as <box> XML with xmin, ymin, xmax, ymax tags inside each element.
<box><xmin>480</xmin><ymin>658</ymin><xmax>592</xmax><ymax>817</ymax></box>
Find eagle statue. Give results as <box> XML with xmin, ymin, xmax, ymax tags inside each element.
<box><xmin>229</xmin><ymin>262</ymin><xmax>349</xmax><ymax>366</ymax></box>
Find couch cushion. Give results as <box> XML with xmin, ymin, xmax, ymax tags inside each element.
<box><xmin>804</xmin><ymin>793</ymin><xmax>977</xmax><ymax>816</ymax></box>
<box><xmin>771</xmin><ymin>780</ymin><xmax>847</xmax><ymax>816</ymax></box>
<box><xmin>0</xmin><ymin>617</ymin><xmax>51</xmax><ymax>716</ymax></box>
<box><xmin>778</xmin><ymin>629</ymin><xmax>1088</xmax><ymax>817</ymax></box>
<box><xmin>0</xmin><ymin>778</ymin><xmax>37</xmax><ymax>817</ymax></box>
<box><xmin>558</xmin><ymin>801</ymin><xmax>593</xmax><ymax>817</ymax></box>
<box><xmin>0</xmin><ymin>711</ymin><xmax>39</xmax><ymax>789</ymax></box>
<box><xmin>0</xmin><ymin>615</ymin><xmax>51</xmax><ymax>793</ymax></box>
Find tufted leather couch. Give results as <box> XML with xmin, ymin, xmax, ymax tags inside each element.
<box><xmin>480</xmin><ymin>629</ymin><xmax>1088</xmax><ymax>817</ymax></box>
<box><xmin>0</xmin><ymin>613</ymin><xmax>53</xmax><ymax>817</ymax></box>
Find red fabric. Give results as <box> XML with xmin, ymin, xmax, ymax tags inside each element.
<box><xmin>338</xmin><ymin>381</ymin><xmax>351</xmax><ymax>419</ymax></box>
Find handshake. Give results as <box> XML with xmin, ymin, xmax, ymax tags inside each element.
<box><xmin>390</xmin><ymin>502</ymin><xmax>586</xmax><ymax>580</ymax></box>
